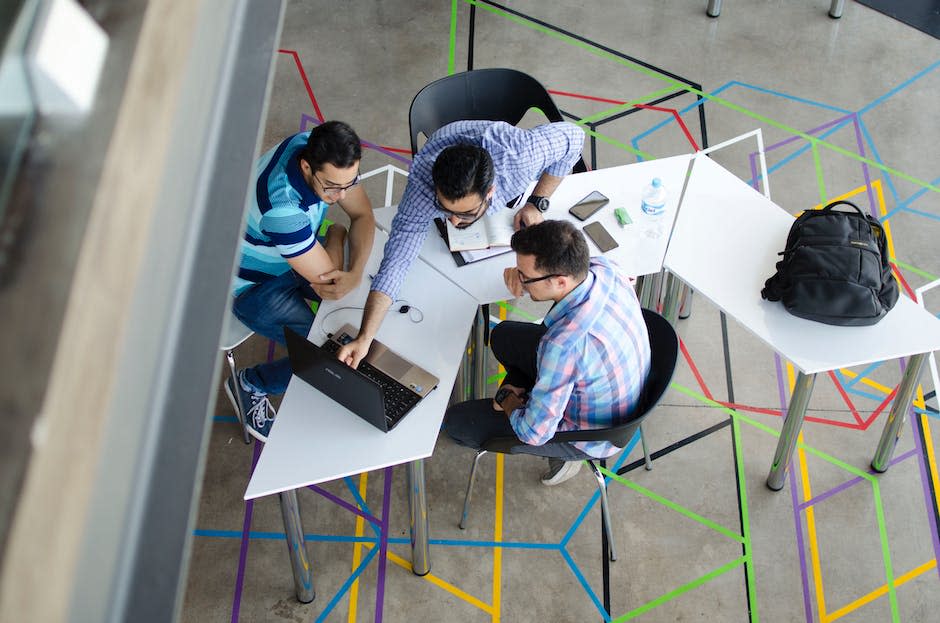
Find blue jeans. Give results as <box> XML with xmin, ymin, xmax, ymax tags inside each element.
<box><xmin>232</xmin><ymin>270</ymin><xmax>319</xmax><ymax>395</ymax></box>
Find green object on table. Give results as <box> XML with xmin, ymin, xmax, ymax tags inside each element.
<box><xmin>614</xmin><ymin>207</ymin><xmax>631</xmax><ymax>227</ymax></box>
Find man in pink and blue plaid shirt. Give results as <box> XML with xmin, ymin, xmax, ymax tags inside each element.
<box><xmin>445</xmin><ymin>220</ymin><xmax>651</xmax><ymax>486</ymax></box>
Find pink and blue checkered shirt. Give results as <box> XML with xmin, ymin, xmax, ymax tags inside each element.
<box><xmin>509</xmin><ymin>258</ymin><xmax>652</xmax><ymax>458</ymax></box>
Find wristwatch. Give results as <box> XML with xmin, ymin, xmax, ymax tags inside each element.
<box><xmin>494</xmin><ymin>386</ymin><xmax>514</xmax><ymax>406</ymax></box>
<box><xmin>526</xmin><ymin>195</ymin><xmax>550</xmax><ymax>213</ymax></box>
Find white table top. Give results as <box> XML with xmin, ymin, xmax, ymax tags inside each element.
<box><xmin>244</xmin><ymin>230</ymin><xmax>479</xmax><ymax>500</ymax></box>
<box><xmin>664</xmin><ymin>154</ymin><xmax>940</xmax><ymax>374</ymax></box>
<box><xmin>373</xmin><ymin>154</ymin><xmax>693</xmax><ymax>304</ymax></box>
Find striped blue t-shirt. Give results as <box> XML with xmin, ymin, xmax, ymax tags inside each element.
<box><xmin>233</xmin><ymin>132</ymin><xmax>327</xmax><ymax>296</ymax></box>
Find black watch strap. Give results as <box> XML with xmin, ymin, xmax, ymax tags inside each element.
<box><xmin>527</xmin><ymin>195</ymin><xmax>550</xmax><ymax>212</ymax></box>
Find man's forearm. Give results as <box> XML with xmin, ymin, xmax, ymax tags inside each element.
<box><xmin>346</xmin><ymin>212</ymin><xmax>375</xmax><ymax>275</ymax></box>
<box><xmin>358</xmin><ymin>289</ymin><xmax>393</xmax><ymax>341</ymax></box>
<box><xmin>530</xmin><ymin>173</ymin><xmax>564</xmax><ymax>200</ymax></box>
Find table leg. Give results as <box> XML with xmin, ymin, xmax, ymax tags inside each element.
<box><xmin>278</xmin><ymin>489</ymin><xmax>315</xmax><ymax>603</ymax></box>
<box><xmin>407</xmin><ymin>459</ymin><xmax>431</xmax><ymax>576</ymax></box>
<box><xmin>471</xmin><ymin>305</ymin><xmax>487</xmax><ymax>399</ymax></box>
<box><xmin>871</xmin><ymin>352</ymin><xmax>928</xmax><ymax>473</ymax></box>
<box><xmin>767</xmin><ymin>371</ymin><xmax>816</xmax><ymax>491</ymax></box>
<box><xmin>829</xmin><ymin>0</ymin><xmax>845</xmax><ymax>19</ymax></box>
<box><xmin>706</xmin><ymin>0</ymin><xmax>721</xmax><ymax>18</ymax></box>
<box><xmin>661</xmin><ymin>272</ymin><xmax>684</xmax><ymax>325</ymax></box>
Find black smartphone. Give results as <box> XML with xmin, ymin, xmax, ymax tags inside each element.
<box><xmin>568</xmin><ymin>190</ymin><xmax>610</xmax><ymax>221</ymax></box>
<box><xmin>583</xmin><ymin>221</ymin><xmax>619</xmax><ymax>253</ymax></box>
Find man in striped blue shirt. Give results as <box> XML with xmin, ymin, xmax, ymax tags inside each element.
<box><xmin>226</xmin><ymin>121</ymin><xmax>375</xmax><ymax>441</ymax></box>
<box><xmin>444</xmin><ymin>220</ymin><xmax>651</xmax><ymax>485</ymax></box>
<box><xmin>336</xmin><ymin>120</ymin><xmax>585</xmax><ymax>369</ymax></box>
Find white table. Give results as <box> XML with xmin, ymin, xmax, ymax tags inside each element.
<box><xmin>244</xmin><ymin>229</ymin><xmax>479</xmax><ymax>600</ymax></box>
<box><xmin>664</xmin><ymin>153</ymin><xmax>940</xmax><ymax>489</ymax></box>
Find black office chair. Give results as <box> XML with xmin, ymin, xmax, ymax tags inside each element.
<box><xmin>408</xmin><ymin>67</ymin><xmax>588</xmax><ymax>173</ymax></box>
<box><xmin>457</xmin><ymin>309</ymin><xmax>679</xmax><ymax>562</ymax></box>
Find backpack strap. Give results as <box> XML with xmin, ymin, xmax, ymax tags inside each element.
<box><xmin>821</xmin><ymin>200</ymin><xmax>864</xmax><ymax>216</ymax></box>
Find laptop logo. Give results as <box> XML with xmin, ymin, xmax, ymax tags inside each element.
<box><xmin>325</xmin><ymin>368</ymin><xmax>342</xmax><ymax>381</ymax></box>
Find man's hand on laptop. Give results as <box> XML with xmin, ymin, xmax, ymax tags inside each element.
<box><xmin>312</xmin><ymin>268</ymin><xmax>361</xmax><ymax>300</ymax></box>
<box><xmin>337</xmin><ymin>336</ymin><xmax>371</xmax><ymax>369</ymax></box>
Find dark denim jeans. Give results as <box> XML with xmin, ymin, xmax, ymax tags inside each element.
<box><xmin>232</xmin><ymin>270</ymin><xmax>319</xmax><ymax>395</ymax></box>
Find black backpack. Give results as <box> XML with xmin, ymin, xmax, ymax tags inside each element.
<box><xmin>761</xmin><ymin>200</ymin><xmax>899</xmax><ymax>326</ymax></box>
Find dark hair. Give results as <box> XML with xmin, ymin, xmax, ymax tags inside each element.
<box><xmin>511</xmin><ymin>220</ymin><xmax>589</xmax><ymax>279</ymax></box>
<box><xmin>431</xmin><ymin>145</ymin><xmax>494</xmax><ymax>200</ymax></box>
<box><xmin>299</xmin><ymin>120</ymin><xmax>362</xmax><ymax>171</ymax></box>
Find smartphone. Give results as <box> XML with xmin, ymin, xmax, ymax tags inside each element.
<box><xmin>568</xmin><ymin>190</ymin><xmax>610</xmax><ymax>221</ymax></box>
<box><xmin>583</xmin><ymin>221</ymin><xmax>619</xmax><ymax>253</ymax></box>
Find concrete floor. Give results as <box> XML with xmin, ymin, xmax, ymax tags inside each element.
<box><xmin>183</xmin><ymin>1</ymin><xmax>940</xmax><ymax>621</ymax></box>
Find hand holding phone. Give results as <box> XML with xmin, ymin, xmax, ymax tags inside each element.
<box><xmin>569</xmin><ymin>190</ymin><xmax>609</xmax><ymax>221</ymax></box>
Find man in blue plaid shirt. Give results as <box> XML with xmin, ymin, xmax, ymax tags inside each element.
<box><xmin>336</xmin><ymin>120</ymin><xmax>584</xmax><ymax>369</ymax></box>
<box><xmin>444</xmin><ymin>220</ymin><xmax>651</xmax><ymax>485</ymax></box>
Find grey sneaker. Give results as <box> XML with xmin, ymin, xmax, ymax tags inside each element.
<box><xmin>224</xmin><ymin>372</ymin><xmax>276</xmax><ymax>442</ymax></box>
<box><xmin>540</xmin><ymin>457</ymin><xmax>583</xmax><ymax>486</ymax></box>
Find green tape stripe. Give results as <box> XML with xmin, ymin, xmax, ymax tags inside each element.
<box><xmin>812</xmin><ymin>143</ymin><xmax>826</xmax><ymax>203</ymax></box>
<box><xmin>670</xmin><ymin>383</ymin><xmax>874</xmax><ymax>481</ymax></box>
<box><xmin>581</xmin><ymin>125</ymin><xmax>654</xmax><ymax>160</ymax></box>
<box><xmin>871</xmin><ymin>479</ymin><xmax>900</xmax><ymax>622</ymax></box>
<box><xmin>732</xmin><ymin>415</ymin><xmax>758</xmax><ymax>622</ymax></box>
<box><xmin>893</xmin><ymin>259</ymin><xmax>938</xmax><ymax>281</ymax></box>
<box><xmin>577</xmin><ymin>86</ymin><xmax>678</xmax><ymax>124</ymax></box>
<box><xmin>464</xmin><ymin>0</ymin><xmax>940</xmax><ymax>194</ymax></box>
<box><xmin>613</xmin><ymin>556</ymin><xmax>747</xmax><ymax>622</ymax></box>
<box><xmin>487</xmin><ymin>371</ymin><xmax>506</xmax><ymax>386</ymax></box>
<box><xmin>448</xmin><ymin>0</ymin><xmax>458</xmax><ymax>74</ymax></box>
<box><xmin>494</xmin><ymin>301</ymin><xmax>540</xmax><ymax>322</ymax></box>
<box><xmin>599</xmin><ymin>466</ymin><xmax>743</xmax><ymax>543</ymax></box>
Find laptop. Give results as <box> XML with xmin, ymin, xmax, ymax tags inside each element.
<box><xmin>284</xmin><ymin>324</ymin><xmax>439</xmax><ymax>432</ymax></box>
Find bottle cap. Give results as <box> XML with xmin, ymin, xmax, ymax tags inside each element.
<box><xmin>652</xmin><ymin>178</ymin><xmax>662</xmax><ymax>187</ymax></box>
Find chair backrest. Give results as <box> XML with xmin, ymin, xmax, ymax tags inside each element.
<box><xmin>482</xmin><ymin>308</ymin><xmax>678</xmax><ymax>453</ymax></box>
<box><xmin>408</xmin><ymin>68</ymin><xmax>587</xmax><ymax>173</ymax></box>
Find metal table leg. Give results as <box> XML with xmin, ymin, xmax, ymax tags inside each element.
<box><xmin>767</xmin><ymin>372</ymin><xmax>816</xmax><ymax>491</ymax></box>
<box><xmin>706</xmin><ymin>0</ymin><xmax>722</xmax><ymax>18</ymax></box>
<box><xmin>473</xmin><ymin>305</ymin><xmax>487</xmax><ymax>399</ymax></box>
<box><xmin>829</xmin><ymin>0</ymin><xmax>845</xmax><ymax>19</ymax></box>
<box><xmin>661</xmin><ymin>272</ymin><xmax>685</xmax><ymax>325</ymax></box>
<box><xmin>871</xmin><ymin>352</ymin><xmax>928</xmax><ymax>472</ymax></box>
<box><xmin>279</xmin><ymin>489</ymin><xmax>315</xmax><ymax>603</ymax></box>
<box><xmin>407</xmin><ymin>459</ymin><xmax>431</xmax><ymax>576</ymax></box>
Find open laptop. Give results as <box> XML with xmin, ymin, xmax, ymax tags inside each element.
<box><xmin>284</xmin><ymin>324</ymin><xmax>439</xmax><ymax>432</ymax></box>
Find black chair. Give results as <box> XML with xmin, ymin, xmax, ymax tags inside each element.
<box><xmin>408</xmin><ymin>67</ymin><xmax>588</xmax><ymax>173</ymax></box>
<box><xmin>457</xmin><ymin>309</ymin><xmax>679</xmax><ymax>562</ymax></box>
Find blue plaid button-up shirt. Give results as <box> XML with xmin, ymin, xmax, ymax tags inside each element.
<box><xmin>371</xmin><ymin>120</ymin><xmax>585</xmax><ymax>299</ymax></box>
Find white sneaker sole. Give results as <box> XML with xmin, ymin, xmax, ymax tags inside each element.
<box><xmin>541</xmin><ymin>460</ymin><xmax>583</xmax><ymax>486</ymax></box>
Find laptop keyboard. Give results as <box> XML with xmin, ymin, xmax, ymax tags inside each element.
<box><xmin>321</xmin><ymin>339</ymin><xmax>420</xmax><ymax>426</ymax></box>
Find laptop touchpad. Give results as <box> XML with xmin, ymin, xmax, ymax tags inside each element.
<box><xmin>372</xmin><ymin>352</ymin><xmax>412</xmax><ymax>379</ymax></box>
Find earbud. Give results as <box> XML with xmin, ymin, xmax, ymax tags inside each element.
<box><xmin>398</xmin><ymin>305</ymin><xmax>410</xmax><ymax>313</ymax></box>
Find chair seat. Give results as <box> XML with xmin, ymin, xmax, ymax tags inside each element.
<box><xmin>220</xmin><ymin>315</ymin><xmax>254</xmax><ymax>351</ymax></box>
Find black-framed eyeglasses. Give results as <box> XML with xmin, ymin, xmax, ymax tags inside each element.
<box><xmin>436</xmin><ymin>194</ymin><xmax>490</xmax><ymax>228</ymax></box>
<box><xmin>315</xmin><ymin>171</ymin><xmax>361</xmax><ymax>196</ymax></box>
<box><xmin>517</xmin><ymin>269</ymin><xmax>561</xmax><ymax>286</ymax></box>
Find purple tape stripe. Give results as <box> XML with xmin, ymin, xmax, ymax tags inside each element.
<box><xmin>374</xmin><ymin>466</ymin><xmax>393</xmax><ymax>623</ymax></box>
<box><xmin>231</xmin><ymin>441</ymin><xmax>263</xmax><ymax>622</ymax></box>
<box><xmin>797</xmin><ymin>449</ymin><xmax>917</xmax><ymax>511</ymax></box>
<box><xmin>308</xmin><ymin>483</ymin><xmax>382</xmax><ymax>526</ymax></box>
<box><xmin>911</xmin><ymin>413</ymin><xmax>940</xmax><ymax>579</ymax></box>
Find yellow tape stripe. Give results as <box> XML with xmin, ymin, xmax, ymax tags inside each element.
<box><xmin>385</xmin><ymin>550</ymin><xmax>495</xmax><ymax>614</ymax></box>
<box><xmin>492</xmin><ymin>454</ymin><xmax>504</xmax><ymax>622</ymax></box>
<box><xmin>922</xmin><ymin>414</ymin><xmax>940</xmax><ymax>518</ymax></box>
<box><xmin>826</xmin><ymin>559</ymin><xmax>936</xmax><ymax>621</ymax></box>
<box><xmin>347</xmin><ymin>472</ymin><xmax>369</xmax><ymax>622</ymax></box>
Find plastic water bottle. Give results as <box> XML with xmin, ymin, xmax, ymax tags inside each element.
<box><xmin>640</xmin><ymin>177</ymin><xmax>667</xmax><ymax>238</ymax></box>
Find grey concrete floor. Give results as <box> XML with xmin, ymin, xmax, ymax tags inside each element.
<box><xmin>184</xmin><ymin>1</ymin><xmax>940</xmax><ymax>621</ymax></box>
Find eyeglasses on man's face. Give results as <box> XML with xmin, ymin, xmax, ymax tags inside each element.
<box><xmin>516</xmin><ymin>269</ymin><xmax>561</xmax><ymax>286</ymax></box>
<box><xmin>436</xmin><ymin>194</ymin><xmax>490</xmax><ymax>228</ymax></box>
<box><xmin>315</xmin><ymin>171</ymin><xmax>361</xmax><ymax>196</ymax></box>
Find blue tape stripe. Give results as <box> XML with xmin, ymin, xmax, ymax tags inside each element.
<box><xmin>315</xmin><ymin>546</ymin><xmax>379</xmax><ymax>623</ymax></box>
<box><xmin>858</xmin><ymin>59</ymin><xmax>940</xmax><ymax>115</ymax></box>
<box><xmin>561</xmin><ymin>547</ymin><xmax>611</xmax><ymax>622</ymax></box>
<box><xmin>194</xmin><ymin>529</ymin><xmax>379</xmax><ymax>543</ymax></box>
<box><xmin>387</xmin><ymin>536</ymin><xmax>559</xmax><ymax>549</ymax></box>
